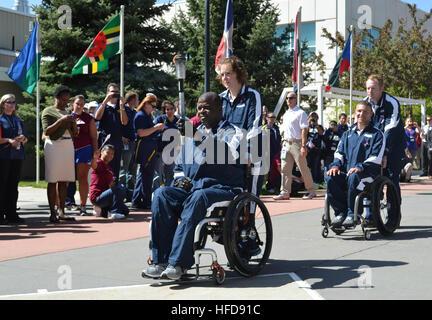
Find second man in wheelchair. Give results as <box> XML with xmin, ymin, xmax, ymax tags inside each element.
<box><xmin>143</xmin><ymin>92</ymin><xmax>245</xmax><ymax>280</ymax></box>
<box><xmin>326</xmin><ymin>101</ymin><xmax>386</xmax><ymax>228</ymax></box>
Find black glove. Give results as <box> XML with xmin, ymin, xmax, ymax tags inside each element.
<box><xmin>174</xmin><ymin>177</ymin><xmax>192</xmax><ymax>191</ymax></box>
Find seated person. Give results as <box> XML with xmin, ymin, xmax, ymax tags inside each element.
<box><xmin>325</xmin><ymin>101</ymin><xmax>385</xmax><ymax>228</ymax></box>
<box><xmin>89</xmin><ymin>144</ymin><xmax>129</xmax><ymax>219</ymax></box>
<box><xmin>143</xmin><ymin>92</ymin><xmax>244</xmax><ymax>280</ymax></box>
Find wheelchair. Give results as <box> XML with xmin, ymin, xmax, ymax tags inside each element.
<box><xmin>146</xmin><ymin>191</ymin><xmax>273</xmax><ymax>285</ymax></box>
<box><xmin>321</xmin><ymin>175</ymin><xmax>401</xmax><ymax>240</ymax></box>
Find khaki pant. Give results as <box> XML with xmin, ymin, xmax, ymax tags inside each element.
<box><xmin>280</xmin><ymin>140</ymin><xmax>315</xmax><ymax>194</ymax></box>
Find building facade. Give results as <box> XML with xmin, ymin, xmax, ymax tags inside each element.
<box><xmin>0</xmin><ymin>2</ymin><xmax>34</xmax><ymax>102</ymax></box>
<box><xmin>164</xmin><ymin>0</ymin><xmax>432</xmax><ymax>85</ymax></box>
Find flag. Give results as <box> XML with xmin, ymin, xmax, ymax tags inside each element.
<box><xmin>291</xmin><ymin>7</ymin><xmax>303</xmax><ymax>94</ymax></box>
<box><xmin>326</xmin><ymin>32</ymin><xmax>352</xmax><ymax>92</ymax></box>
<box><xmin>72</xmin><ymin>14</ymin><xmax>120</xmax><ymax>75</ymax></box>
<box><xmin>215</xmin><ymin>0</ymin><xmax>234</xmax><ymax>73</ymax></box>
<box><xmin>6</xmin><ymin>22</ymin><xmax>41</xmax><ymax>95</ymax></box>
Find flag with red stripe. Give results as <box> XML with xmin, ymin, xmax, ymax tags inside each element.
<box><xmin>215</xmin><ymin>0</ymin><xmax>234</xmax><ymax>74</ymax></box>
<box><xmin>326</xmin><ymin>32</ymin><xmax>352</xmax><ymax>92</ymax></box>
<box><xmin>291</xmin><ymin>7</ymin><xmax>303</xmax><ymax>93</ymax></box>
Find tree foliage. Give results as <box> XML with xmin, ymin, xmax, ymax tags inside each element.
<box><xmin>169</xmin><ymin>0</ymin><xmax>324</xmax><ymax>114</ymax></box>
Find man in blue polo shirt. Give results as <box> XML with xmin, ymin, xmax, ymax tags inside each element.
<box><xmin>94</xmin><ymin>83</ymin><xmax>128</xmax><ymax>179</ymax></box>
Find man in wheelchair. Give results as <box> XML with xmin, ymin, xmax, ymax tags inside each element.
<box><xmin>325</xmin><ymin>101</ymin><xmax>385</xmax><ymax>228</ymax></box>
<box><xmin>142</xmin><ymin>92</ymin><xmax>247</xmax><ymax>280</ymax></box>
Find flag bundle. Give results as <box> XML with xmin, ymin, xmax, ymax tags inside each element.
<box><xmin>6</xmin><ymin>22</ymin><xmax>41</xmax><ymax>95</ymax></box>
<box><xmin>72</xmin><ymin>14</ymin><xmax>121</xmax><ymax>75</ymax></box>
<box><xmin>215</xmin><ymin>0</ymin><xmax>234</xmax><ymax>73</ymax></box>
<box><xmin>326</xmin><ymin>32</ymin><xmax>352</xmax><ymax>92</ymax></box>
<box><xmin>291</xmin><ymin>7</ymin><xmax>303</xmax><ymax>94</ymax></box>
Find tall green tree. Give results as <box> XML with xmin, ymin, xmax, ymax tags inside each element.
<box><xmin>169</xmin><ymin>0</ymin><xmax>323</xmax><ymax>114</ymax></box>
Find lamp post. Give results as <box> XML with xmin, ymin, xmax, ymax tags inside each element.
<box><xmin>173</xmin><ymin>54</ymin><xmax>186</xmax><ymax>119</ymax></box>
<box><xmin>204</xmin><ymin>0</ymin><xmax>210</xmax><ymax>92</ymax></box>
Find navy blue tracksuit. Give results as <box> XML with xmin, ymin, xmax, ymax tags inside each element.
<box><xmin>325</xmin><ymin>123</ymin><xmax>385</xmax><ymax>218</ymax></box>
<box><xmin>220</xmin><ymin>85</ymin><xmax>264</xmax><ymax>197</ymax></box>
<box><xmin>365</xmin><ymin>92</ymin><xmax>405</xmax><ymax>196</ymax></box>
<box><xmin>150</xmin><ymin>121</ymin><xmax>244</xmax><ymax>269</ymax></box>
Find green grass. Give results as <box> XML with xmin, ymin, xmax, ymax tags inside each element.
<box><xmin>19</xmin><ymin>180</ymin><xmax>48</xmax><ymax>189</ymax></box>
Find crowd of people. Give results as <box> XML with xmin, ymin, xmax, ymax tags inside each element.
<box><xmin>1</xmin><ymin>58</ymin><xmax>431</xmax><ymax>233</ymax></box>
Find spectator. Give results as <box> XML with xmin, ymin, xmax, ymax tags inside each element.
<box><xmin>94</xmin><ymin>83</ymin><xmax>128</xmax><ymax>179</ymax></box>
<box><xmin>189</xmin><ymin>113</ymin><xmax>202</xmax><ymax>129</ymax></box>
<box><xmin>0</xmin><ymin>94</ymin><xmax>28</xmax><ymax>224</ymax></box>
<box><xmin>153</xmin><ymin>100</ymin><xmax>180</xmax><ymax>190</ymax></box>
<box><xmin>218</xmin><ymin>55</ymin><xmax>264</xmax><ymax>197</ymax></box>
<box><xmin>421</xmin><ymin>116</ymin><xmax>432</xmax><ymax>176</ymax></box>
<box><xmin>142</xmin><ymin>92</ymin><xmax>244</xmax><ymax>280</ymax></box>
<box><xmin>132</xmin><ymin>94</ymin><xmax>165</xmax><ymax>209</ymax></box>
<box><xmin>149</xmin><ymin>93</ymin><xmax>162</xmax><ymax>120</ymax></box>
<box><xmin>273</xmin><ymin>92</ymin><xmax>316</xmax><ymax>200</ymax></box>
<box><xmin>119</xmin><ymin>91</ymin><xmax>139</xmax><ymax>202</ymax></box>
<box><xmin>306</xmin><ymin>112</ymin><xmax>324</xmax><ymax>184</ymax></box>
<box><xmin>41</xmin><ymin>85</ymin><xmax>78</xmax><ymax>223</ymax></box>
<box><xmin>87</xmin><ymin>101</ymin><xmax>98</xmax><ymax>118</ymax></box>
<box><xmin>70</xmin><ymin>95</ymin><xmax>98</xmax><ymax>215</ymax></box>
<box><xmin>404</xmin><ymin>117</ymin><xmax>422</xmax><ymax>165</ymax></box>
<box><xmin>262</xmin><ymin>112</ymin><xmax>281</xmax><ymax>193</ymax></box>
<box><xmin>322</xmin><ymin>120</ymin><xmax>342</xmax><ymax>171</ymax></box>
<box><xmin>337</xmin><ymin>113</ymin><xmax>349</xmax><ymax>135</ymax></box>
<box><xmin>89</xmin><ymin>145</ymin><xmax>129</xmax><ymax>219</ymax></box>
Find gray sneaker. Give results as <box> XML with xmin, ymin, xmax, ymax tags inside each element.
<box><xmin>142</xmin><ymin>264</ymin><xmax>167</xmax><ymax>279</ymax></box>
<box><xmin>161</xmin><ymin>264</ymin><xmax>186</xmax><ymax>280</ymax></box>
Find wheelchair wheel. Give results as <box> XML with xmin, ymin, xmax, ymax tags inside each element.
<box><xmin>223</xmin><ymin>193</ymin><xmax>272</xmax><ymax>277</ymax></box>
<box><xmin>370</xmin><ymin>176</ymin><xmax>401</xmax><ymax>236</ymax></box>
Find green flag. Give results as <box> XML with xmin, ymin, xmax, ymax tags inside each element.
<box><xmin>72</xmin><ymin>14</ymin><xmax>120</xmax><ymax>75</ymax></box>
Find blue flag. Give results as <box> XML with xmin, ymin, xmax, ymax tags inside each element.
<box><xmin>6</xmin><ymin>22</ymin><xmax>41</xmax><ymax>95</ymax></box>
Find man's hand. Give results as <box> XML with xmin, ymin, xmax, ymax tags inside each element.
<box><xmin>347</xmin><ymin>167</ymin><xmax>361</xmax><ymax>176</ymax></box>
<box><xmin>326</xmin><ymin>166</ymin><xmax>341</xmax><ymax>176</ymax></box>
<box><xmin>300</xmin><ymin>146</ymin><xmax>308</xmax><ymax>157</ymax></box>
<box><xmin>174</xmin><ymin>177</ymin><xmax>192</xmax><ymax>191</ymax></box>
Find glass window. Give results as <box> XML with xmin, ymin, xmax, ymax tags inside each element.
<box><xmin>276</xmin><ymin>22</ymin><xmax>316</xmax><ymax>55</ymax></box>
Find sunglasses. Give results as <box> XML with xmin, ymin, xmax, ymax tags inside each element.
<box><xmin>5</xmin><ymin>101</ymin><xmax>16</xmax><ymax>104</ymax></box>
<box><xmin>286</xmin><ymin>97</ymin><xmax>296</xmax><ymax>100</ymax></box>
<box><xmin>151</xmin><ymin>103</ymin><xmax>157</xmax><ymax>108</ymax></box>
<box><xmin>267</xmin><ymin>116</ymin><xmax>276</xmax><ymax>119</ymax></box>
<box><xmin>166</xmin><ymin>108</ymin><xmax>175</xmax><ymax>111</ymax></box>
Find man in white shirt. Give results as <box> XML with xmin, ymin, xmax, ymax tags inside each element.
<box><xmin>274</xmin><ymin>92</ymin><xmax>316</xmax><ymax>200</ymax></box>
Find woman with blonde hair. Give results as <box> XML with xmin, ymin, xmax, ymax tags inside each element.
<box><xmin>0</xmin><ymin>94</ymin><xmax>28</xmax><ymax>224</ymax></box>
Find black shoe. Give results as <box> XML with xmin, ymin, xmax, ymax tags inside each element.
<box><xmin>331</xmin><ymin>215</ymin><xmax>345</xmax><ymax>228</ymax></box>
<box><xmin>420</xmin><ymin>172</ymin><xmax>428</xmax><ymax>177</ymax></box>
<box><xmin>342</xmin><ymin>216</ymin><xmax>356</xmax><ymax>228</ymax></box>
<box><xmin>6</xmin><ymin>217</ymin><xmax>25</xmax><ymax>225</ymax></box>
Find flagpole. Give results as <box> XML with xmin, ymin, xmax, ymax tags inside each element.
<box><xmin>297</xmin><ymin>6</ymin><xmax>302</xmax><ymax>108</ymax></box>
<box><xmin>36</xmin><ymin>16</ymin><xmax>40</xmax><ymax>184</ymax></box>
<box><xmin>120</xmin><ymin>5</ymin><xmax>125</xmax><ymax>97</ymax></box>
<box><xmin>349</xmin><ymin>25</ymin><xmax>354</xmax><ymax>124</ymax></box>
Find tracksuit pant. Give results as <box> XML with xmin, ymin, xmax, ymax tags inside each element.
<box><xmin>325</xmin><ymin>168</ymin><xmax>380</xmax><ymax>218</ymax></box>
<box><xmin>150</xmin><ymin>186</ymin><xmax>238</xmax><ymax>269</ymax></box>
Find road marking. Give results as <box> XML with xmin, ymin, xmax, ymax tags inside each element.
<box><xmin>0</xmin><ymin>272</ymin><xmax>324</xmax><ymax>300</ymax></box>
<box><xmin>288</xmin><ymin>272</ymin><xmax>325</xmax><ymax>300</ymax></box>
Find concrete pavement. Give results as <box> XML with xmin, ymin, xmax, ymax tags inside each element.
<box><xmin>1</xmin><ymin>175</ymin><xmax>432</xmax><ymax>300</ymax></box>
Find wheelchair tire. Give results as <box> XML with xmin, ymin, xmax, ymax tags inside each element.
<box><xmin>370</xmin><ymin>176</ymin><xmax>401</xmax><ymax>236</ymax></box>
<box><xmin>223</xmin><ymin>193</ymin><xmax>273</xmax><ymax>277</ymax></box>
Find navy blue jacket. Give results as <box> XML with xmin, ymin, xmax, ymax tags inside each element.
<box><xmin>365</xmin><ymin>92</ymin><xmax>405</xmax><ymax>157</ymax></box>
<box><xmin>174</xmin><ymin>120</ymin><xmax>245</xmax><ymax>191</ymax></box>
<box><xmin>0</xmin><ymin>114</ymin><xmax>27</xmax><ymax>160</ymax></box>
<box><xmin>330</xmin><ymin>122</ymin><xmax>385</xmax><ymax>174</ymax></box>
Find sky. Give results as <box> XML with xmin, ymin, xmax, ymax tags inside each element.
<box><xmin>1</xmin><ymin>0</ymin><xmax>431</xmax><ymax>15</ymax></box>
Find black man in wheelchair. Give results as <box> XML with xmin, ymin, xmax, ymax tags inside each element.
<box><xmin>325</xmin><ymin>100</ymin><xmax>386</xmax><ymax>229</ymax></box>
<box><xmin>142</xmin><ymin>92</ymin><xmax>259</xmax><ymax>280</ymax></box>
